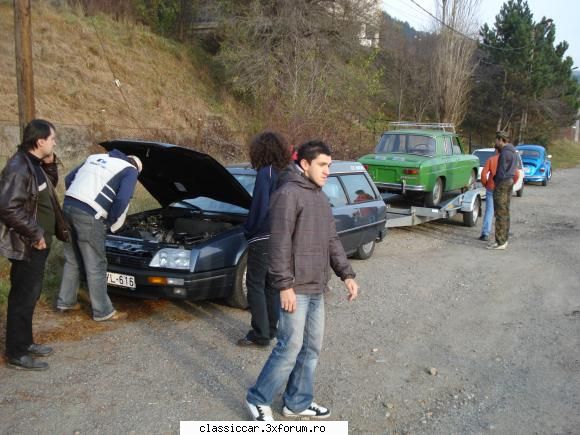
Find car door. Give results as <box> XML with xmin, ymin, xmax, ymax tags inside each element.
<box><xmin>450</xmin><ymin>136</ymin><xmax>471</xmax><ymax>190</ymax></box>
<box><xmin>441</xmin><ymin>136</ymin><xmax>456</xmax><ymax>190</ymax></box>
<box><xmin>338</xmin><ymin>173</ymin><xmax>383</xmax><ymax>250</ymax></box>
<box><xmin>321</xmin><ymin>176</ymin><xmax>359</xmax><ymax>253</ymax></box>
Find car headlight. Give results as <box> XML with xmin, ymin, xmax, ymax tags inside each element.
<box><xmin>149</xmin><ymin>248</ymin><xmax>191</xmax><ymax>269</ymax></box>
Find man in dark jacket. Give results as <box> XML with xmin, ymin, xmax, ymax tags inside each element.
<box><xmin>488</xmin><ymin>131</ymin><xmax>517</xmax><ymax>250</ymax></box>
<box><xmin>245</xmin><ymin>141</ymin><xmax>358</xmax><ymax>421</ymax></box>
<box><xmin>55</xmin><ymin>150</ymin><xmax>142</xmax><ymax>321</ymax></box>
<box><xmin>0</xmin><ymin>119</ymin><xmax>64</xmax><ymax>370</ymax></box>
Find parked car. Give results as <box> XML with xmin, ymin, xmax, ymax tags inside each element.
<box><xmin>227</xmin><ymin>161</ymin><xmax>387</xmax><ymax>260</ymax></box>
<box><xmin>516</xmin><ymin>144</ymin><xmax>552</xmax><ymax>186</ymax></box>
<box><xmin>101</xmin><ymin>140</ymin><xmax>386</xmax><ymax>308</ymax></box>
<box><xmin>472</xmin><ymin>148</ymin><xmax>525</xmax><ymax>197</ymax></box>
<box><xmin>358</xmin><ymin>125</ymin><xmax>479</xmax><ymax>207</ymax></box>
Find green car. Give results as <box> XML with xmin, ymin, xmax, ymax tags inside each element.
<box><xmin>358</xmin><ymin>128</ymin><xmax>479</xmax><ymax>207</ymax></box>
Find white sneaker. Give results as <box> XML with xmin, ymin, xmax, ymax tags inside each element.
<box><xmin>282</xmin><ymin>402</ymin><xmax>331</xmax><ymax>419</ymax></box>
<box><xmin>486</xmin><ymin>241</ymin><xmax>508</xmax><ymax>250</ymax></box>
<box><xmin>246</xmin><ymin>400</ymin><xmax>274</xmax><ymax>421</ymax></box>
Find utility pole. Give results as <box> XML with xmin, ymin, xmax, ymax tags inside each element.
<box><xmin>575</xmin><ymin>109</ymin><xmax>579</xmax><ymax>143</ymax></box>
<box><xmin>14</xmin><ymin>0</ymin><xmax>35</xmax><ymax>139</ymax></box>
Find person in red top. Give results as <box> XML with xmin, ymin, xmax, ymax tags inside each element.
<box><xmin>479</xmin><ymin>147</ymin><xmax>519</xmax><ymax>241</ymax></box>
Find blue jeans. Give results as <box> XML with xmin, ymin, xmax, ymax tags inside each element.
<box><xmin>247</xmin><ymin>293</ymin><xmax>325</xmax><ymax>413</ymax></box>
<box><xmin>481</xmin><ymin>189</ymin><xmax>494</xmax><ymax>237</ymax></box>
<box><xmin>56</xmin><ymin>205</ymin><xmax>114</xmax><ymax>320</ymax></box>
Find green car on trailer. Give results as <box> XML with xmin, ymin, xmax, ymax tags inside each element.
<box><xmin>358</xmin><ymin>123</ymin><xmax>479</xmax><ymax>207</ymax></box>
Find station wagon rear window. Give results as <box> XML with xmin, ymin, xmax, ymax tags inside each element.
<box><xmin>376</xmin><ymin>134</ymin><xmax>436</xmax><ymax>155</ymax></box>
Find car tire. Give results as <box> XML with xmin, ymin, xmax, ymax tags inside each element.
<box><xmin>354</xmin><ymin>239</ymin><xmax>376</xmax><ymax>260</ymax></box>
<box><xmin>225</xmin><ymin>253</ymin><xmax>248</xmax><ymax>309</ymax></box>
<box><xmin>463</xmin><ymin>196</ymin><xmax>480</xmax><ymax>227</ymax></box>
<box><xmin>516</xmin><ymin>184</ymin><xmax>524</xmax><ymax>197</ymax></box>
<box><xmin>425</xmin><ymin>178</ymin><xmax>443</xmax><ymax>207</ymax></box>
<box><xmin>542</xmin><ymin>176</ymin><xmax>548</xmax><ymax>186</ymax></box>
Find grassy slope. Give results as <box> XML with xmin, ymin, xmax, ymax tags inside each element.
<box><xmin>0</xmin><ymin>1</ymin><xmax>250</xmax><ymax>306</ymax></box>
<box><xmin>549</xmin><ymin>139</ymin><xmax>580</xmax><ymax>169</ymax></box>
<box><xmin>0</xmin><ymin>1</ymin><xmax>242</xmax><ymax>138</ymax></box>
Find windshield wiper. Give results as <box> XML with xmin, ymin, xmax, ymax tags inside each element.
<box><xmin>175</xmin><ymin>201</ymin><xmax>203</xmax><ymax>212</ymax></box>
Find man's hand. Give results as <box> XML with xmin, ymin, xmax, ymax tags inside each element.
<box><xmin>344</xmin><ymin>278</ymin><xmax>358</xmax><ymax>302</ymax></box>
<box><xmin>280</xmin><ymin>288</ymin><xmax>296</xmax><ymax>313</ymax></box>
<box><xmin>32</xmin><ymin>237</ymin><xmax>47</xmax><ymax>250</ymax></box>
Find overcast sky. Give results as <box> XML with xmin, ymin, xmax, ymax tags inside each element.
<box><xmin>381</xmin><ymin>0</ymin><xmax>579</xmax><ymax>68</ymax></box>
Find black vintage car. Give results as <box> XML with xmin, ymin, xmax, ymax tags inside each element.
<box><xmin>102</xmin><ymin>140</ymin><xmax>386</xmax><ymax>308</ymax></box>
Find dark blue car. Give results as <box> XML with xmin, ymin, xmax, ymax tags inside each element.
<box><xmin>516</xmin><ymin>144</ymin><xmax>552</xmax><ymax>186</ymax></box>
<box><xmin>228</xmin><ymin>161</ymin><xmax>387</xmax><ymax>260</ymax></box>
<box><xmin>102</xmin><ymin>140</ymin><xmax>386</xmax><ymax>308</ymax></box>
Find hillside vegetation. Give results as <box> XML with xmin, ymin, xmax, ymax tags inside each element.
<box><xmin>0</xmin><ymin>1</ymin><xmax>248</xmax><ymax>160</ymax></box>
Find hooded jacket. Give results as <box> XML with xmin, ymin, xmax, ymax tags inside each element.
<box><xmin>494</xmin><ymin>144</ymin><xmax>518</xmax><ymax>183</ymax></box>
<box><xmin>268</xmin><ymin>168</ymin><xmax>355</xmax><ymax>294</ymax></box>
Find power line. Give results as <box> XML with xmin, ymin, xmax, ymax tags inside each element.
<box><xmin>383</xmin><ymin>0</ymin><xmax>433</xmax><ymax>30</ymax></box>
<box><xmin>406</xmin><ymin>0</ymin><xmax>526</xmax><ymax>52</ymax></box>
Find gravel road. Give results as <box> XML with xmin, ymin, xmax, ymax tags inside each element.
<box><xmin>1</xmin><ymin>167</ymin><xmax>579</xmax><ymax>434</ymax></box>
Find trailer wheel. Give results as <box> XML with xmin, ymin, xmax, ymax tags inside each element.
<box><xmin>425</xmin><ymin>178</ymin><xmax>443</xmax><ymax>207</ymax></box>
<box><xmin>463</xmin><ymin>197</ymin><xmax>480</xmax><ymax>227</ymax></box>
<box><xmin>225</xmin><ymin>253</ymin><xmax>248</xmax><ymax>309</ymax></box>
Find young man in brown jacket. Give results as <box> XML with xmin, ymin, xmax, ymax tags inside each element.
<box><xmin>245</xmin><ymin>140</ymin><xmax>359</xmax><ymax>421</ymax></box>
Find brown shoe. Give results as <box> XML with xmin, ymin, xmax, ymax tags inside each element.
<box><xmin>94</xmin><ymin>310</ymin><xmax>128</xmax><ymax>322</ymax></box>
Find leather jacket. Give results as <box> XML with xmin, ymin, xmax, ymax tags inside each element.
<box><xmin>0</xmin><ymin>149</ymin><xmax>65</xmax><ymax>260</ymax></box>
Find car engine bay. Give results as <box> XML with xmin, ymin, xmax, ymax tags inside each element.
<box><xmin>113</xmin><ymin>209</ymin><xmax>240</xmax><ymax>247</ymax></box>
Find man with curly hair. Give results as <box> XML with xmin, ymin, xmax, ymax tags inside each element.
<box><xmin>238</xmin><ymin>131</ymin><xmax>292</xmax><ymax>348</ymax></box>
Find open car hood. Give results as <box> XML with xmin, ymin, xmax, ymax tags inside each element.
<box><xmin>100</xmin><ymin>140</ymin><xmax>252</xmax><ymax>209</ymax></box>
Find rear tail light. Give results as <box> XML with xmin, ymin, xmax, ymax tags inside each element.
<box><xmin>363</xmin><ymin>164</ymin><xmax>369</xmax><ymax>171</ymax></box>
<box><xmin>403</xmin><ymin>168</ymin><xmax>419</xmax><ymax>175</ymax></box>
<box><xmin>539</xmin><ymin>168</ymin><xmax>545</xmax><ymax>173</ymax></box>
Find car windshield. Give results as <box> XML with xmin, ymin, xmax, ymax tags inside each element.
<box><xmin>170</xmin><ymin>172</ymin><xmax>254</xmax><ymax>215</ymax></box>
<box><xmin>519</xmin><ymin>149</ymin><xmax>541</xmax><ymax>158</ymax></box>
<box><xmin>473</xmin><ymin>150</ymin><xmax>496</xmax><ymax>165</ymax></box>
<box><xmin>375</xmin><ymin>134</ymin><xmax>436</xmax><ymax>155</ymax></box>
<box><xmin>231</xmin><ymin>174</ymin><xmax>256</xmax><ymax>194</ymax></box>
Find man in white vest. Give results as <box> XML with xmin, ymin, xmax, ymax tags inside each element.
<box><xmin>55</xmin><ymin>149</ymin><xmax>142</xmax><ymax>321</ymax></box>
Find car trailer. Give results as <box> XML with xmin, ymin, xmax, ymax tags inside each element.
<box><xmin>382</xmin><ymin>187</ymin><xmax>485</xmax><ymax>228</ymax></box>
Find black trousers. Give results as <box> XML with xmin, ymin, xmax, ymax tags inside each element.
<box><xmin>245</xmin><ymin>239</ymin><xmax>280</xmax><ymax>345</ymax></box>
<box><xmin>5</xmin><ymin>248</ymin><xmax>50</xmax><ymax>358</ymax></box>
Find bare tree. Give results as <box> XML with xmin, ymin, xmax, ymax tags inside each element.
<box><xmin>218</xmin><ymin>0</ymin><xmax>381</xmax><ymax>143</ymax></box>
<box><xmin>432</xmin><ymin>0</ymin><xmax>479</xmax><ymax>125</ymax></box>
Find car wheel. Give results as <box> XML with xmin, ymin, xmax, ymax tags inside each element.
<box><xmin>225</xmin><ymin>253</ymin><xmax>248</xmax><ymax>309</ymax></box>
<box><xmin>542</xmin><ymin>176</ymin><xmax>548</xmax><ymax>186</ymax></box>
<box><xmin>354</xmin><ymin>239</ymin><xmax>376</xmax><ymax>260</ymax></box>
<box><xmin>516</xmin><ymin>184</ymin><xmax>524</xmax><ymax>197</ymax></box>
<box><xmin>425</xmin><ymin>178</ymin><xmax>443</xmax><ymax>207</ymax></box>
<box><xmin>463</xmin><ymin>196</ymin><xmax>480</xmax><ymax>227</ymax></box>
